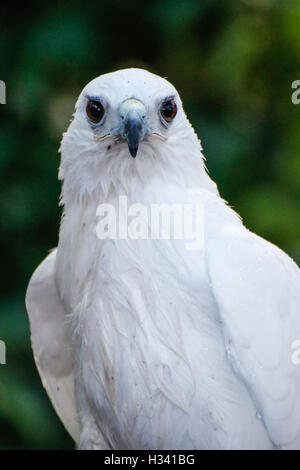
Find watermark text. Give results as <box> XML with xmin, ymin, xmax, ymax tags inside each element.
<box><xmin>0</xmin><ymin>80</ymin><xmax>5</xmax><ymax>104</ymax></box>
<box><xmin>0</xmin><ymin>340</ymin><xmax>6</xmax><ymax>365</ymax></box>
<box><xmin>95</xmin><ymin>196</ymin><xmax>204</xmax><ymax>251</ymax></box>
<box><xmin>291</xmin><ymin>80</ymin><xmax>300</xmax><ymax>105</ymax></box>
<box><xmin>291</xmin><ymin>339</ymin><xmax>300</xmax><ymax>365</ymax></box>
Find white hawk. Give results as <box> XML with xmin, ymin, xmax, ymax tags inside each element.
<box><xmin>26</xmin><ymin>68</ymin><xmax>300</xmax><ymax>450</ymax></box>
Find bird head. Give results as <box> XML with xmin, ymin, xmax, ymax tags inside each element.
<box><xmin>59</xmin><ymin>68</ymin><xmax>213</xmax><ymax>202</ymax></box>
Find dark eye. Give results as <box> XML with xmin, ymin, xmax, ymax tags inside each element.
<box><xmin>160</xmin><ymin>99</ymin><xmax>177</xmax><ymax>122</ymax></box>
<box><xmin>86</xmin><ymin>100</ymin><xmax>104</xmax><ymax>123</ymax></box>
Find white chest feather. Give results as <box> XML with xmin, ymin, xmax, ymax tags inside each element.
<box><xmin>56</xmin><ymin>187</ymin><xmax>271</xmax><ymax>450</ymax></box>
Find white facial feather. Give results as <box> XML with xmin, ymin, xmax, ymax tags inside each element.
<box><xmin>59</xmin><ymin>68</ymin><xmax>217</xmax><ymax>204</ymax></box>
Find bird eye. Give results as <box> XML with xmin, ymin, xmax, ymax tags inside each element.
<box><xmin>86</xmin><ymin>100</ymin><xmax>104</xmax><ymax>123</ymax></box>
<box><xmin>160</xmin><ymin>99</ymin><xmax>177</xmax><ymax>123</ymax></box>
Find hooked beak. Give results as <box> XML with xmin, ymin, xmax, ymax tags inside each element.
<box><xmin>119</xmin><ymin>99</ymin><xmax>147</xmax><ymax>158</ymax></box>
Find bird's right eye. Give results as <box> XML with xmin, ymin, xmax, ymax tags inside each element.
<box><xmin>86</xmin><ymin>100</ymin><xmax>104</xmax><ymax>123</ymax></box>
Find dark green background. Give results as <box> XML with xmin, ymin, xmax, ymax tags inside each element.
<box><xmin>0</xmin><ymin>0</ymin><xmax>299</xmax><ymax>449</ymax></box>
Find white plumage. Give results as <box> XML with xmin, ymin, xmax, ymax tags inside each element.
<box><xmin>26</xmin><ymin>68</ymin><xmax>300</xmax><ymax>450</ymax></box>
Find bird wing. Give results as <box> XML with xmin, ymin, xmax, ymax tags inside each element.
<box><xmin>25</xmin><ymin>249</ymin><xmax>80</xmax><ymax>443</ymax></box>
<box><xmin>207</xmin><ymin>226</ymin><xmax>300</xmax><ymax>449</ymax></box>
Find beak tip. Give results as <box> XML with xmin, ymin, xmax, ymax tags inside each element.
<box><xmin>129</xmin><ymin>145</ymin><xmax>138</xmax><ymax>158</ymax></box>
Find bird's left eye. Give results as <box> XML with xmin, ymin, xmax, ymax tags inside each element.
<box><xmin>160</xmin><ymin>99</ymin><xmax>177</xmax><ymax>123</ymax></box>
<box><xmin>86</xmin><ymin>100</ymin><xmax>104</xmax><ymax>123</ymax></box>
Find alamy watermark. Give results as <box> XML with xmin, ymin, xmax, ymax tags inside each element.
<box><xmin>291</xmin><ymin>80</ymin><xmax>300</xmax><ymax>105</ymax></box>
<box><xmin>0</xmin><ymin>340</ymin><xmax>6</xmax><ymax>365</ymax></box>
<box><xmin>0</xmin><ymin>80</ymin><xmax>5</xmax><ymax>104</ymax></box>
<box><xmin>95</xmin><ymin>195</ymin><xmax>205</xmax><ymax>251</ymax></box>
<box><xmin>291</xmin><ymin>339</ymin><xmax>300</xmax><ymax>365</ymax></box>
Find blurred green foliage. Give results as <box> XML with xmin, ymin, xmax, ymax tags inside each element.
<box><xmin>0</xmin><ymin>0</ymin><xmax>299</xmax><ymax>449</ymax></box>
